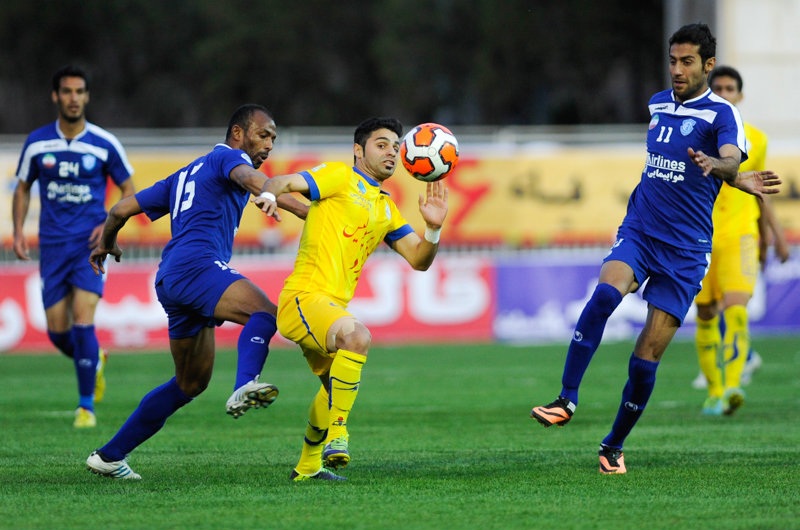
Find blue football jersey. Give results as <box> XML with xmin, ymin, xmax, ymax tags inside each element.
<box><xmin>621</xmin><ymin>88</ymin><xmax>747</xmax><ymax>251</ymax></box>
<box><xmin>15</xmin><ymin>121</ymin><xmax>134</xmax><ymax>244</ymax></box>
<box><xmin>135</xmin><ymin>144</ymin><xmax>255</xmax><ymax>283</ymax></box>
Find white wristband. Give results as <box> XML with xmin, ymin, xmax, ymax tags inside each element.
<box><xmin>259</xmin><ymin>191</ymin><xmax>276</xmax><ymax>202</ymax></box>
<box><xmin>424</xmin><ymin>227</ymin><xmax>441</xmax><ymax>244</ymax></box>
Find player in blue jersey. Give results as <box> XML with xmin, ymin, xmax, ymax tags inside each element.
<box><xmin>12</xmin><ymin>65</ymin><xmax>135</xmax><ymax>428</ymax></box>
<box><xmin>529</xmin><ymin>23</ymin><xmax>782</xmax><ymax>474</ymax></box>
<box><xmin>84</xmin><ymin>104</ymin><xmax>308</xmax><ymax>479</ymax></box>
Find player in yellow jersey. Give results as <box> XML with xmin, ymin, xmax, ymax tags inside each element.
<box><xmin>693</xmin><ymin>66</ymin><xmax>791</xmax><ymax>415</ymax></box>
<box><xmin>254</xmin><ymin>117</ymin><xmax>449</xmax><ymax>480</ymax></box>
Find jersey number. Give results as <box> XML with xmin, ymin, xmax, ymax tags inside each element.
<box><xmin>655</xmin><ymin>126</ymin><xmax>673</xmax><ymax>143</ymax></box>
<box><xmin>59</xmin><ymin>161</ymin><xmax>80</xmax><ymax>177</ymax></box>
<box><xmin>171</xmin><ymin>164</ymin><xmax>203</xmax><ymax>219</ymax></box>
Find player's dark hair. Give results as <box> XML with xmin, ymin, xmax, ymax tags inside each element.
<box><xmin>708</xmin><ymin>65</ymin><xmax>743</xmax><ymax>92</ymax></box>
<box><xmin>354</xmin><ymin>117</ymin><xmax>403</xmax><ymax>151</ymax></box>
<box><xmin>226</xmin><ymin>104</ymin><xmax>272</xmax><ymax>140</ymax></box>
<box><xmin>669</xmin><ymin>23</ymin><xmax>716</xmax><ymax>63</ymax></box>
<box><xmin>52</xmin><ymin>64</ymin><xmax>89</xmax><ymax>92</ymax></box>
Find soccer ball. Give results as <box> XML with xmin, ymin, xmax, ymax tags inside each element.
<box><xmin>399</xmin><ymin>122</ymin><xmax>459</xmax><ymax>182</ymax></box>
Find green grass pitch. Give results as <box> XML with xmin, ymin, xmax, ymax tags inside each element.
<box><xmin>1</xmin><ymin>337</ymin><xmax>798</xmax><ymax>529</ymax></box>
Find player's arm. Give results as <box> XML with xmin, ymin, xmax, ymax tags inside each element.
<box><xmin>687</xmin><ymin>144</ymin><xmax>741</xmax><ymax>182</ymax></box>
<box><xmin>252</xmin><ymin>173</ymin><xmax>310</xmax><ymax>221</ymax></box>
<box><xmin>118</xmin><ymin>177</ymin><xmax>136</xmax><ymax>198</ymax></box>
<box><xmin>230</xmin><ymin>165</ymin><xmax>309</xmax><ymax>220</ymax></box>
<box><xmin>758</xmin><ymin>196</ymin><xmax>791</xmax><ymax>264</ymax></box>
<box><xmin>89</xmin><ymin>194</ymin><xmax>144</xmax><ymax>275</ymax></box>
<box><xmin>90</xmin><ymin>177</ymin><xmax>138</xmax><ymax>249</ymax></box>
<box><xmin>390</xmin><ymin>181</ymin><xmax>449</xmax><ymax>271</ymax></box>
<box><xmin>11</xmin><ymin>180</ymin><xmax>33</xmax><ymax>260</ymax></box>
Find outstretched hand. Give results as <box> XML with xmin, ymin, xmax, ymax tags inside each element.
<box><xmin>735</xmin><ymin>170</ymin><xmax>782</xmax><ymax>199</ymax></box>
<box><xmin>418</xmin><ymin>180</ymin><xmax>448</xmax><ymax>228</ymax></box>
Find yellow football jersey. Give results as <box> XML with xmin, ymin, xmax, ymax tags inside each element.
<box><xmin>282</xmin><ymin>161</ymin><xmax>412</xmax><ymax>305</ymax></box>
<box><xmin>712</xmin><ymin>122</ymin><xmax>766</xmax><ymax>240</ymax></box>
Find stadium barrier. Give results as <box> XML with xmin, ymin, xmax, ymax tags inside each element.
<box><xmin>2</xmin><ymin>249</ymin><xmax>799</xmax><ymax>353</ymax></box>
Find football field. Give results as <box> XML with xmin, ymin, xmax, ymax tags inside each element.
<box><xmin>1</xmin><ymin>337</ymin><xmax>798</xmax><ymax>529</ymax></box>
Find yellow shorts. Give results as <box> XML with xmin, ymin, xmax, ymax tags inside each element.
<box><xmin>277</xmin><ymin>289</ymin><xmax>352</xmax><ymax>376</ymax></box>
<box><xmin>695</xmin><ymin>234</ymin><xmax>758</xmax><ymax>305</ymax></box>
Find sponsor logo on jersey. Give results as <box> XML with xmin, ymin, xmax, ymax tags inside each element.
<box><xmin>645</xmin><ymin>153</ymin><xmax>687</xmax><ymax>183</ymax></box>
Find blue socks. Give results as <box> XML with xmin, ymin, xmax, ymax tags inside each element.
<box><xmin>560</xmin><ymin>283</ymin><xmax>623</xmax><ymax>404</ymax></box>
<box><xmin>47</xmin><ymin>330</ymin><xmax>75</xmax><ymax>358</ymax></box>
<box><xmin>234</xmin><ymin>312</ymin><xmax>277</xmax><ymax>389</ymax></box>
<box><xmin>602</xmin><ymin>354</ymin><xmax>659</xmax><ymax>449</ymax></box>
<box><xmin>100</xmin><ymin>377</ymin><xmax>192</xmax><ymax>461</ymax></box>
<box><xmin>72</xmin><ymin>325</ymin><xmax>100</xmax><ymax>411</ymax></box>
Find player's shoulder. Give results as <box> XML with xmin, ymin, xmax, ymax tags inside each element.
<box><xmin>648</xmin><ymin>89</ymin><xmax>673</xmax><ymax>105</ymax></box>
<box><xmin>24</xmin><ymin>122</ymin><xmax>59</xmax><ymax>143</ymax></box>
<box><xmin>305</xmin><ymin>160</ymin><xmax>350</xmax><ymax>178</ymax></box>
<box><xmin>705</xmin><ymin>91</ymin><xmax>740</xmax><ymax>114</ymax></box>
<box><xmin>209</xmin><ymin>142</ymin><xmax>252</xmax><ymax>166</ymax></box>
<box><xmin>83</xmin><ymin>122</ymin><xmax>127</xmax><ymax>149</ymax></box>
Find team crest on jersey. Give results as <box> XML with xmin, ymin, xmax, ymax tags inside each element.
<box><xmin>82</xmin><ymin>154</ymin><xmax>97</xmax><ymax>171</ymax></box>
<box><xmin>680</xmin><ymin>119</ymin><xmax>696</xmax><ymax>136</ymax></box>
<box><xmin>385</xmin><ymin>203</ymin><xmax>391</xmax><ymax>219</ymax></box>
<box><xmin>357</xmin><ymin>180</ymin><xmax>366</xmax><ymax>194</ymax></box>
<box><xmin>648</xmin><ymin>114</ymin><xmax>660</xmax><ymax>130</ymax></box>
<box><xmin>42</xmin><ymin>153</ymin><xmax>57</xmax><ymax>168</ymax></box>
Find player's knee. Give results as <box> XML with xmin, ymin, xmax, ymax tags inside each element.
<box><xmin>696</xmin><ymin>304</ymin><xmax>717</xmax><ymax>321</ymax></box>
<box><xmin>177</xmin><ymin>375</ymin><xmax>211</xmax><ymax>397</ymax></box>
<box><xmin>337</xmin><ymin>322</ymin><xmax>372</xmax><ymax>354</ymax></box>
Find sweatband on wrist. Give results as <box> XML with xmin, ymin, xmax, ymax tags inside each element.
<box><xmin>259</xmin><ymin>191</ymin><xmax>276</xmax><ymax>202</ymax></box>
<box><xmin>424</xmin><ymin>227</ymin><xmax>441</xmax><ymax>244</ymax></box>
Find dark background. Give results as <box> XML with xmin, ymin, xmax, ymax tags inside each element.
<box><xmin>0</xmin><ymin>0</ymin><xmax>673</xmax><ymax>133</ymax></box>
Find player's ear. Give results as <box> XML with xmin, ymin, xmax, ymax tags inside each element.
<box><xmin>353</xmin><ymin>142</ymin><xmax>364</xmax><ymax>160</ymax></box>
<box><xmin>704</xmin><ymin>57</ymin><xmax>716</xmax><ymax>75</ymax></box>
<box><xmin>231</xmin><ymin>124</ymin><xmax>244</xmax><ymax>143</ymax></box>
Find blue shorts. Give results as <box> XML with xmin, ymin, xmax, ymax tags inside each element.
<box><xmin>604</xmin><ymin>226</ymin><xmax>710</xmax><ymax>323</ymax></box>
<box><xmin>155</xmin><ymin>259</ymin><xmax>246</xmax><ymax>339</ymax></box>
<box><xmin>39</xmin><ymin>240</ymin><xmax>106</xmax><ymax>309</ymax></box>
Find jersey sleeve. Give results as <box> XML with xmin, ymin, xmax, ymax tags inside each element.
<box><xmin>716</xmin><ymin>105</ymin><xmax>748</xmax><ymax>164</ymax></box>
<box><xmin>105</xmin><ymin>140</ymin><xmax>135</xmax><ymax>186</ymax></box>
<box><xmin>299</xmin><ymin>162</ymin><xmax>351</xmax><ymax>201</ymax></box>
<box><xmin>14</xmin><ymin>135</ymin><xmax>38</xmax><ymax>183</ymax></box>
<box><xmin>219</xmin><ymin>148</ymin><xmax>255</xmax><ymax>184</ymax></box>
<box><xmin>383</xmin><ymin>199</ymin><xmax>414</xmax><ymax>243</ymax></box>
<box><xmin>135</xmin><ymin>177</ymin><xmax>173</xmax><ymax>222</ymax></box>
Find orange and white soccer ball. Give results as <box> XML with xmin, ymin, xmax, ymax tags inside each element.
<box><xmin>399</xmin><ymin>122</ymin><xmax>459</xmax><ymax>182</ymax></box>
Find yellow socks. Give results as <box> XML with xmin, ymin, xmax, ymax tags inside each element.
<box><xmin>327</xmin><ymin>349</ymin><xmax>366</xmax><ymax>441</ymax></box>
<box><xmin>696</xmin><ymin>314</ymin><xmax>723</xmax><ymax>398</ymax></box>
<box><xmin>722</xmin><ymin>305</ymin><xmax>749</xmax><ymax>391</ymax></box>
<box><xmin>294</xmin><ymin>384</ymin><xmax>330</xmax><ymax>475</ymax></box>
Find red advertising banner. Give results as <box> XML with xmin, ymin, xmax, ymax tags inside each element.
<box><xmin>0</xmin><ymin>255</ymin><xmax>495</xmax><ymax>353</ymax></box>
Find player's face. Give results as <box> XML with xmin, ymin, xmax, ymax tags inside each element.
<box><xmin>242</xmin><ymin>111</ymin><xmax>277</xmax><ymax>169</ymax></box>
<box><xmin>355</xmin><ymin>128</ymin><xmax>400</xmax><ymax>182</ymax></box>
<box><xmin>669</xmin><ymin>43</ymin><xmax>714</xmax><ymax>102</ymax></box>
<box><xmin>52</xmin><ymin>76</ymin><xmax>89</xmax><ymax>123</ymax></box>
<box><xmin>710</xmin><ymin>75</ymin><xmax>743</xmax><ymax>105</ymax></box>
